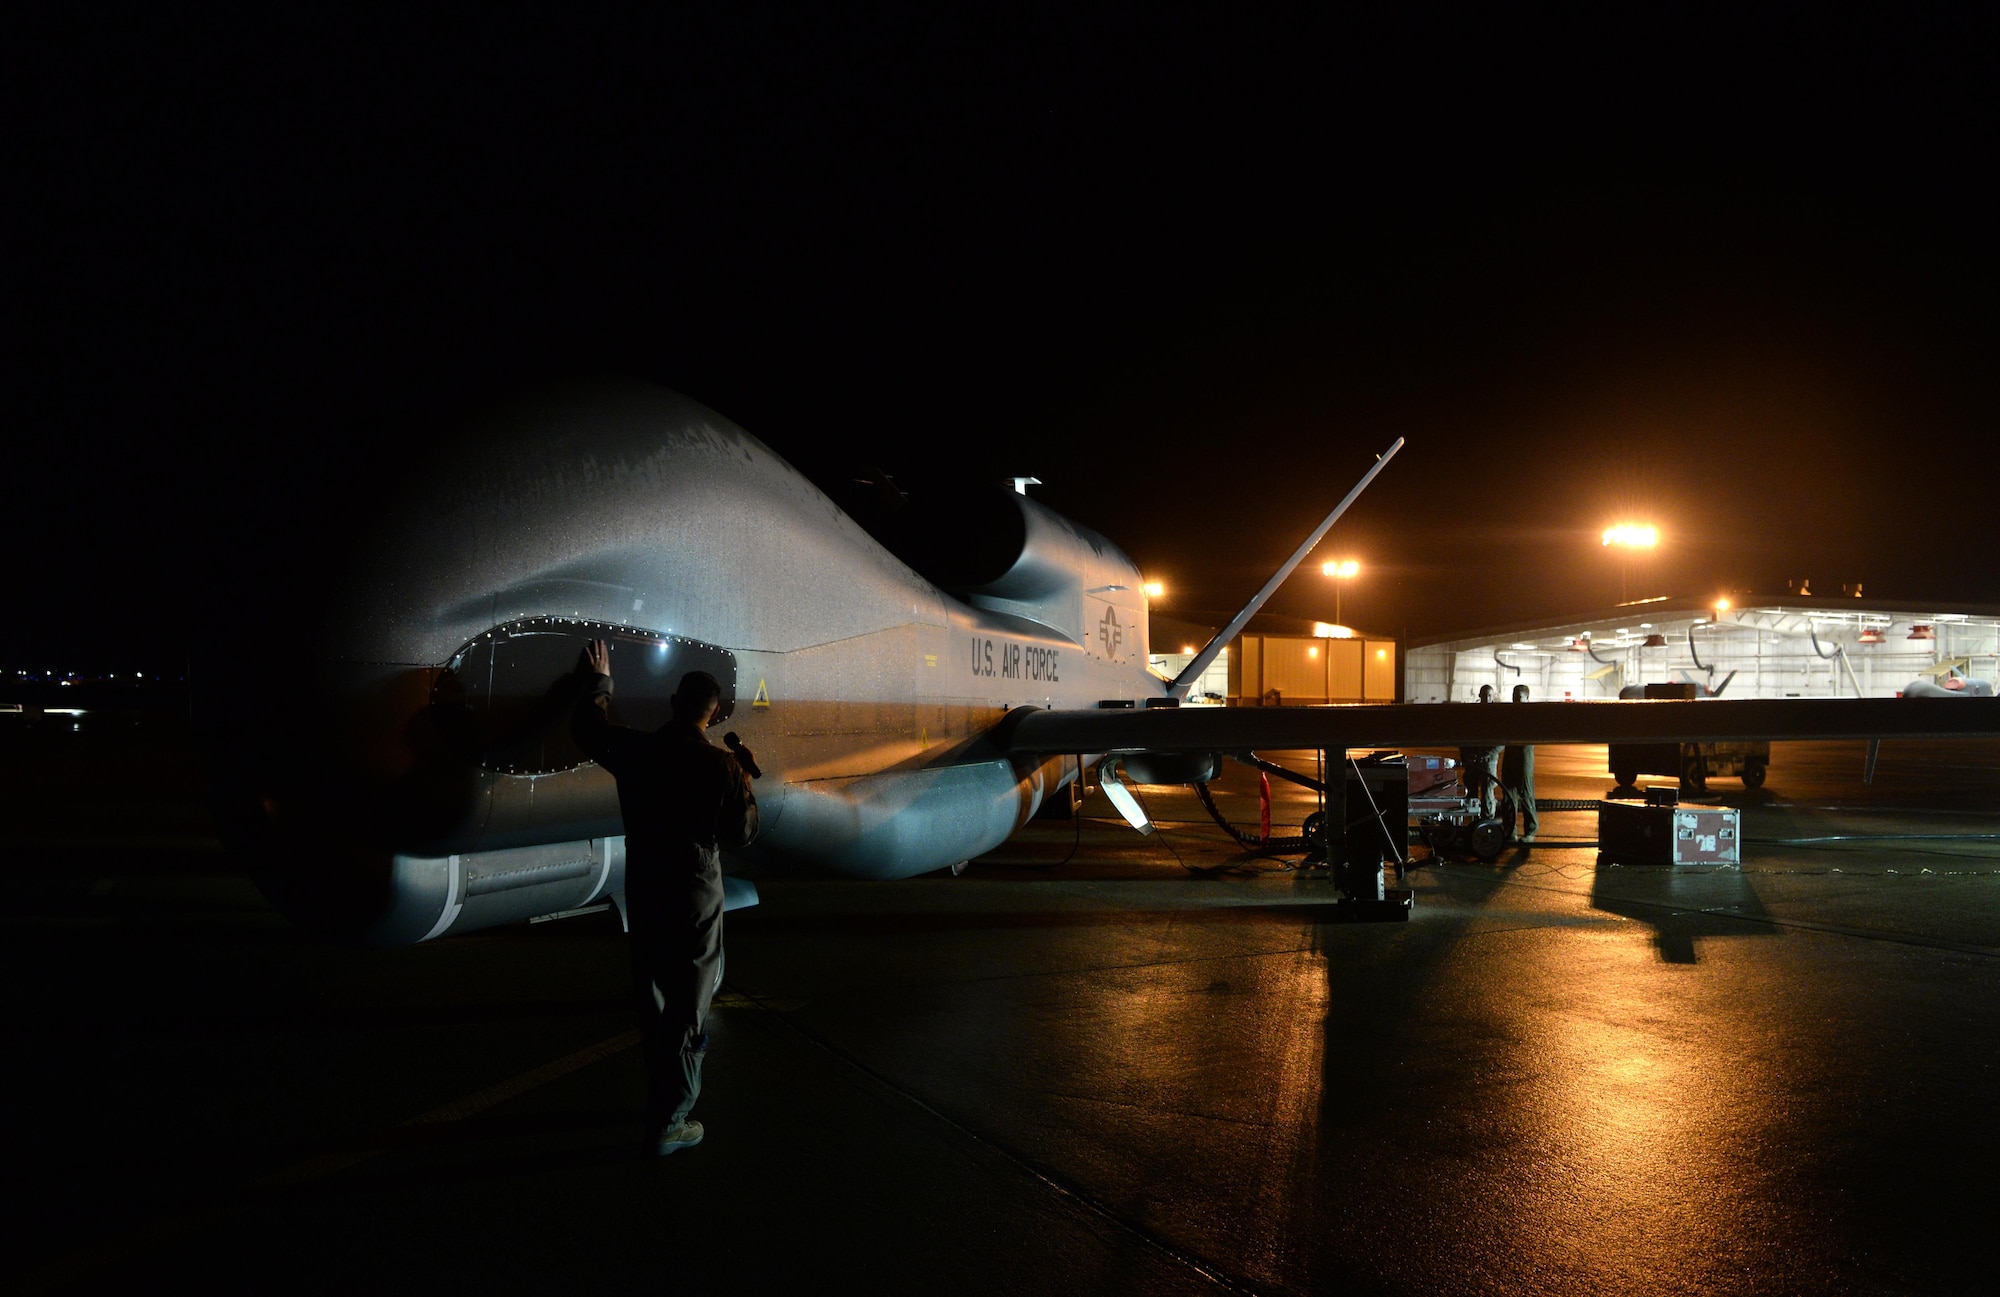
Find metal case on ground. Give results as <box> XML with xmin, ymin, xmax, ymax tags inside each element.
<box><xmin>1597</xmin><ymin>800</ymin><xmax>1740</xmax><ymax>865</ymax></box>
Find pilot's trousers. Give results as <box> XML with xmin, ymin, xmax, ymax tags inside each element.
<box><xmin>626</xmin><ymin>845</ymin><xmax>726</xmax><ymax>1132</ymax></box>
<box><xmin>1501</xmin><ymin>745</ymin><xmax>1537</xmax><ymax>838</ymax></box>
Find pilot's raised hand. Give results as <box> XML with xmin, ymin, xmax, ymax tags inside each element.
<box><xmin>582</xmin><ymin>638</ymin><xmax>612</xmax><ymax>678</ymax></box>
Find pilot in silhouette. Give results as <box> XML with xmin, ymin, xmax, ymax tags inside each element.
<box><xmin>572</xmin><ymin>640</ymin><xmax>759</xmax><ymax>1155</ymax></box>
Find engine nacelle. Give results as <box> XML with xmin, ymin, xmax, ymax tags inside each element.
<box><xmin>1113</xmin><ymin>750</ymin><xmax>1223</xmax><ymax>785</ymax></box>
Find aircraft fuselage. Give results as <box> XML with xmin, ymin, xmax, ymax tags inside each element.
<box><xmin>201</xmin><ymin>382</ymin><xmax>1162</xmax><ymax>942</ymax></box>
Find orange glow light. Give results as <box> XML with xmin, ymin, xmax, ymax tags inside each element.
<box><xmin>1601</xmin><ymin>524</ymin><xmax>1659</xmax><ymax>548</ymax></box>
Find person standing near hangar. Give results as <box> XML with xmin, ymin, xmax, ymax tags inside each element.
<box><xmin>1501</xmin><ymin>683</ymin><xmax>1538</xmax><ymax>842</ymax></box>
<box><xmin>572</xmin><ymin>639</ymin><xmax>759</xmax><ymax>1156</ymax></box>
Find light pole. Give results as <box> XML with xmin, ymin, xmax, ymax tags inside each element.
<box><xmin>1601</xmin><ymin>524</ymin><xmax>1658</xmax><ymax>602</ymax></box>
<box><xmin>1321</xmin><ymin>559</ymin><xmax>1359</xmax><ymax>625</ymax></box>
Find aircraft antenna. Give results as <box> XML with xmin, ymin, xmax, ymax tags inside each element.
<box><xmin>1169</xmin><ymin>438</ymin><xmax>1404</xmax><ymax>699</ymax></box>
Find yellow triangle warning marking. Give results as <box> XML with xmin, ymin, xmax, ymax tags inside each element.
<box><xmin>752</xmin><ymin>678</ymin><xmax>770</xmax><ymax>708</ymax></box>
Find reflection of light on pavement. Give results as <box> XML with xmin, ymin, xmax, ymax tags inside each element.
<box><xmin>1243</xmin><ymin>947</ymin><xmax>1327</xmax><ymax>1247</ymax></box>
<box><xmin>1464</xmin><ymin>925</ymin><xmax>1805</xmax><ymax>1291</ymax></box>
<box><xmin>1072</xmin><ymin>936</ymin><xmax>1328</xmax><ymax>1270</ymax></box>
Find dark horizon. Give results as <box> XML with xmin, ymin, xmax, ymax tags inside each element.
<box><xmin>12</xmin><ymin>12</ymin><xmax>1996</xmax><ymax>665</ymax></box>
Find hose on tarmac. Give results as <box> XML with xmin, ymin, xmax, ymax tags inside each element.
<box><xmin>1192</xmin><ymin>781</ymin><xmax>1309</xmax><ymax>853</ymax></box>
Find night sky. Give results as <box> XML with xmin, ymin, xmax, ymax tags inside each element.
<box><xmin>10</xmin><ymin>10</ymin><xmax>1996</xmax><ymax>668</ymax></box>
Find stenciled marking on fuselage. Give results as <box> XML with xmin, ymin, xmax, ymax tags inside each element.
<box><xmin>969</xmin><ymin>637</ymin><xmax>1060</xmax><ymax>682</ymax></box>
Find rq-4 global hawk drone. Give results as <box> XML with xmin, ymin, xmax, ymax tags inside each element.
<box><xmin>197</xmin><ymin>381</ymin><xmax>2000</xmax><ymax>942</ymax></box>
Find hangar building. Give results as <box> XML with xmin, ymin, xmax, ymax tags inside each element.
<box><xmin>1149</xmin><ymin>613</ymin><xmax>1400</xmax><ymax>706</ymax></box>
<box><xmin>1404</xmin><ymin>597</ymin><xmax>2000</xmax><ymax>703</ymax></box>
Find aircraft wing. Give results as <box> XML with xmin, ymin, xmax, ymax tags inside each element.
<box><xmin>1004</xmin><ymin>698</ymin><xmax>2000</xmax><ymax>756</ymax></box>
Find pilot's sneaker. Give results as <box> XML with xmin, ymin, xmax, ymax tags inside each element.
<box><xmin>656</xmin><ymin>1120</ymin><xmax>704</xmax><ymax>1155</ymax></box>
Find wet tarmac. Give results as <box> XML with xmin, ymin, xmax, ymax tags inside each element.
<box><xmin>4</xmin><ymin>719</ymin><xmax>1998</xmax><ymax>1294</ymax></box>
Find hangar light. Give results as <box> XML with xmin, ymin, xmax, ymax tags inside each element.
<box><xmin>1909</xmin><ymin>624</ymin><xmax>1936</xmax><ymax>640</ymax></box>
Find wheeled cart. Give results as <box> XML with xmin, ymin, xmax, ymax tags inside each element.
<box><xmin>1406</xmin><ymin>753</ymin><xmax>1516</xmax><ymax>861</ymax></box>
<box><xmin>1607</xmin><ymin>740</ymin><xmax>1769</xmax><ymax>793</ymax></box>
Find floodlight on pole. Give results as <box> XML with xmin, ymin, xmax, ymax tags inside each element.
<box><xmin>1601</xmin><ymin>524</ymin><xmax>1659</xmax><ymax>548</ymax></box>
<box><xmin>1601</xmin><ymin>523</ymin><xmax>1659</xmax><ymax>600</ymax></box>
<box><xmin>1321</xmin><ymin>559</ymin><xmax>1360</xmax><ymax>625</ymax></box>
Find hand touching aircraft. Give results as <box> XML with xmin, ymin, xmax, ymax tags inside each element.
<box><xmin>199</xmin><ymin>381</ymin><xmax>2000</xmax><ymax>943</ymax></box>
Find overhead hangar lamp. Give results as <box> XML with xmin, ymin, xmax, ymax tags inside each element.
<box><xmin>1858</xmin><ymin>627</ymin><xmax>1886</xmax><ymax>644</ymax></box>
<box><xmin>1908</xmin><ymin>624</ymin><xmax>1936</xmax><ymax>640</ymax></box>
<box><xmin>1641</xmin><ymin>633</ymin><xmax>1668</xmax><ymax>648</ymax></box>
<box><xmin>1567</xmin><ymin>638</ymin><xmax>1590</xmax><ymax>652</ymax></box>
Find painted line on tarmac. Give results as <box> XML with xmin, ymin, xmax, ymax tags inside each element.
<box><xmin>21</xmin><ymin>1029</ymin><xmax>640</xmax><ymax>1294</ymax></box>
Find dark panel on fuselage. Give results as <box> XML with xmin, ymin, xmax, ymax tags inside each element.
<box><xmin>443</xmin><ymin>617</ymin><xmax>737</xmax><ymax>775</ymax></box>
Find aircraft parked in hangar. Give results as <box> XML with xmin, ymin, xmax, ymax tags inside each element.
<box><xmin>197</xmin><ymin>381</ymin><xmax>2000</xmax><ymax>944</ymax></box>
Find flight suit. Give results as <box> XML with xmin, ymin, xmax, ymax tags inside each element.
<box><xmin>573</xmin><ymin>677</ymin><xmax>758</xmax><ymax>1135</ymax></box>
<box><xmin>1501</xmin><ymin>744</ymin><xmax>1537</xmax><ymax>840</ymax></box>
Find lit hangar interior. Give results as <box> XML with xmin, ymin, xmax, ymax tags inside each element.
<box><xmin>1404</xmin><ymin>597</ymin><xmax>2000</xmax><ymax>703</ymax></box>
